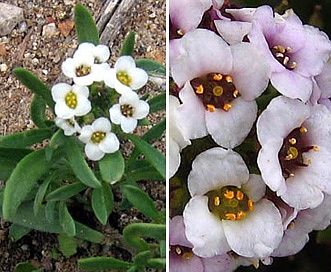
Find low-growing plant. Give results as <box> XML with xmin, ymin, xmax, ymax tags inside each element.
<box><xmin>0</xmin><ymin>3</ymin><xmax>165</xmax><ymax>271</ymax></box>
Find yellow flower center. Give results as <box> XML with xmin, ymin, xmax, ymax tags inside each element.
<box><xmin>117</xmin><ymin>71</ymin><xmax>132</xmax><ymax>86</ymax></box>
<box><xmin>91</xmin><ymin>131</ymin><xmax>106</xmax><ymax>144</ymax></box>
<box><xmin>271</xmin><ymin>45</ymin><xmax>297</xmax><ymax>70</ymax></box>
<box><xmin>120</xmin><ymin>104</ymin><xmax>134</xmax><ymax>117</ymax></box>
<box><xmin>65</xmin><ymin>91</ymin><xmax>77</xmax><ymax>109</ymax></box>
<box><xmin>76</xmin><ymin>64</ymin><xmax>91</xmax><ymax>77</ymax></box>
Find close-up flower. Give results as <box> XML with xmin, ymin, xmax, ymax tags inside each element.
<box><xmin>108</xmin><ymin>91</ymin><xmax>150</xmax><ymax>133</ymax></box>
<box><xmin>170</xmin><ymin>28</ymin><xmax>269</xmax><ymax>148</ymax></box>
<box><xmin>61</xmin><ymin>43</ymin><xmax>110</xmax><ymax>86</ymax></box>
<box><xmin>51</xmin><ymin>83</ymin><xmax>92</xmax><ymax>119</ymax></box>
<box><xmin>103</xmin><ymin>55</ymin><xmax>148</xmax><ymax>94</ymax></box>
<box><xmin>54</xmin><ymin>117</ymin><xmax>81</xmax><ymax>136</ymax></box>
<box><xmin>257</xmin><ymin>95</ymin><xmax>331</xmax><ymax>210</ymax></box>
<box><xmin>248</xmin><ymin>5</ymin><xmax>331</xmax><ymax>102</ymax></box>
<box><xmin>78</xmin><ymin>117</ymin><xmax>120</xmax><ymax>161</ymax></box>
<box><xmin>183</xmin><ymin>147</ymin><xmax>283</xmax><ymax>259</ymax></box>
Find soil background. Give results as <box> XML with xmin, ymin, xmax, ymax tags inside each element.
<box><xmin>0</xmin><ymin>0</ymin><xmax>166</xmax><ymax>271</ymax></box>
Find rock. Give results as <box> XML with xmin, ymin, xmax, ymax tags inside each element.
<box><xmin>58</xmin><ymin>20</ymin><xmax>74</xmax><ymax>37</ymax></box>
<box><xmin>42</xmin><ymin>22</ymin><xmax>58</xmax><ymax>38</ymax></box>
<box><xmin>0</xmin><ymin>42</ymin><xmax>6</xmax><ymax>56</ymax></box>
<box><xmin>0</xmin><ymin>3</ymin><xmax>24</xmax><ymax>36</ymax></box>
<box><xmin>0</xmin><ymin>63</ymin><xmax>8</xmax><ymax>72</ymax></box>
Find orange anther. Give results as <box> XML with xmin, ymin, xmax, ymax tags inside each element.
<box><xmin>248</xmin><ymin>199</ymin><xmax>254</xmax><ymax>211</ymax></box>
<box><xmin>207</xmin><ymin>104</ymin><xmax>216</xmax><ymax>112</ymax></box>
<box><xmin>237</xmin><ymin>211</ymin><xmax>246</xmax><ymax>220</ymax></box>
<box><xmin>233</xmin><ymin>90</ymin><xmax>239</xmax><ymax>98</ymax></box>
<box><xmin>225</xmin><ymin>213</ymin><xmax>237</xmax><ymax>221</ymax></box>
<box><xmin>182</xmin><ymin>252</ymin><xmax>193</xmax><ymax>260</ymax></box>
<box><xmin>236</xmin><ymin>190</ymin><xmax>244</xmax><ymax>200</ymax></box>
<box><xmin>223</xmin><ymin>103</ymin><xmax>232</xmax><ymax>111</ymax></box>
<box><xmin>214</xmin><ymin>196</ymin><xmax>220</xmax><ymax>206</ymax></box>
<box><xmin>196</xmin><ymin>84</ymin><xmax>204</xmax><ymax>94</ymax></box>
<box><xmin>224</xmin><ymin>190</ymin><xmax>234</xmax><ymax>199</ymax></box>
<box><xmin>225</xmin><ymin>75</ymin><xmax>233</xmax><ymax>83</ymax></box>
<box><xmin>313</xmin><ymin>145</ymin><xmax>319</xmax><ymax>151</ymax></box>
<box><xmin>175</xmin><ymin>247</ymin><xmax>182</xmax><ymax>255</ymax></box>
<box><xmin>288</xmin><ymin>138</ymin><xmax>296</xmax><ymax>145</ymax></box>
<box><xmin>213</xmin><ymin>73</ymin><xmax>223</xmax><ymax>81</ymax></box>
<box><xmin>300</xmin><ymin>126</ymin><xmax>307</xmax><ymax>133</ymax></box>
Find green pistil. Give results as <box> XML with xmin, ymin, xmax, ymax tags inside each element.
<box><xmin>65</xmin><ymin>91</ymin><xmax>77</xmax><ymax>109</ymax></box>
<box><xmin>117</xmin><ymin>71</ymin><xmax>132</xmax><ymax>86</ymax></box>
<box><xmin>91</xmin><ymin>131</ymin><xmax>106</xmax><ymax>144</ymax></box>
<box><xmin>205</xmin><ymin>186</ymin><xmax>254</xmax><ymax>221</ymax></box>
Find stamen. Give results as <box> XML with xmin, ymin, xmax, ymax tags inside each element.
<box><xmin>236</xmin><ymin>190</ymin><xmax>244</xmax><ymax>200</ymax></box>
<box><xmin>196</xmin><ymin>84</ymin><xmax>204</xmax><ymax>94</ymax></box>
<box><xmin>225</xmin><ymin>213</ymin><xmax>237</xmax><ymax>221</ymax></box>
<box><xmin>214</xmin><ymin>196</ymin><xmax>220</xmax><ymax>206</ymax></box>
<box><xmin>225</xmin><ymin>75</ymin><xmax>233</xmax><ymax>83</ymax></box>
<box><xmin>65</xmin><ymin>91</ymin><xmax>77</xmax><ymax>109</ymax></box>
<box><xmin>76</xmin><ymin>64</ymin><xmax>91</xmax><ymax>77</ymax></box>
<box><xmin>286</xmin><ymin>147</ymin><xmax>298</xmax><ymax>160</ymax></box>
<box><xmin>237</xmin><ymin>211</ymin><xmax>246</xmax><ymax>220</ymax></box>
<box><xmin>313</xmin><ymin>145</ymin><xmax>319</xmax><ymax>151</ymax></box>
<box><xmin>207</xmin><ymin>104</ymin><xmax>216</xmax><ymax>112</ymax></box>
<box><xmin>283</xmin><ymin>56</ymin><xmax>290</xmax><ymax>66</ymax></box>
<box><xmin>175</xmin><ymin>247</ymin><xmax>181</xmax><ymax>255</ymax></box>
<box><xmin>248</xmin><ymin>199</ymin><xmax>254</xmax><ymax>211</ymax></box>
<box><xmin>223</xmin><ymin>103</ymin><xmax>232</xmax><ymax>111</ymax></box>
<box><xmin>121</xmin><ymin>104</ymin><xmax>135</xmax><ymax>117</ymax></box>
<box><xmin>224</xmin><ymin>190</ymin><xmax>234</xmax><ymax>199</ymax></box>
<box><xmin>300</xmin><ymin>126</ymin><xmax>308</xmax><ymax>133</ymax></box>
<box><xmin>91</xmin><ymin>131</ymin><xmax>106</xmax><ymax>144</ymax></box>
<box><xmin>233</xmin><ymin>90</ymin><xmax>239</xmax><ymax>98</ymax></box>
<box><xmin>213</xmin><ymin>73</ymin><xmax>223</xmax><ymax>81</ymax></box>
<box><xmin>182</xmin><ymin>252</ymin><xmax>193</xmax><ymax>259</ymax></box>
<box><xmin>177</xmin><ymin>29</ymin><xmax>185</xmax><ymax>36</ymax></box>
<box><xmin>288</xmin><ymin>138</ymin><xmax>297</xmax><ymax>145</ymax></box>
<box><xmin>117</xmin><ymin>71</ymin><xmax>132</xmax><ymax>86</ymax></box>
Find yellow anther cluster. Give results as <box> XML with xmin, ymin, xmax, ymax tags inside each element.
<box><xmin>117</xmin><ymin>71</ymin><xmax>132</xmax><ymax>86</ymax></box>
<box><xmin>91</xmin><ymin>131</ymin><xmax>106</xmax><ymax>144</ymax></box>
<box><xmin>65</xmin><ymin>91</ymin><xmax>78</xmax><ymax>109</ymax></box>
<box><xmin>196</xmin><ymin>84</ymin><xmax>204</xmax><ymax>94</ymax></box>
<box><xmin>121</xmin><ymin>104</ymin><xmax>135</xmax><ymax>117</ymax></box>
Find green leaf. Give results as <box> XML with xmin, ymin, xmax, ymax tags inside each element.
<box><xmin>34</xmin><ymin>173</ymin><xmax>54</xmax><ymax>216</ymax></box>
<box><xmin>136</xmin><ymin>58</ymin><xmax>166</xmax><ymax>77</ymax></box>
<box><xmin>120</xmin><ymin>32</ymin><xmax>135</xmax><ymax>56</ymax></box>
<box><xmin>0</xmin><ymin>147</ymin><xmax>32</xmax><ymax>161</ymax></box>
<box><xmin>15</xmin><ymin>262</ymin><xmax>40</xmax><ymax>272</ymax></box>
<box><xmin>46</xmin><ymin>182</ymin><xmax>87</xmax><ymax>201</ymax></box>
<box><xmin>74</xmin><ymin>3</ymin><xmax>99</xmax><ymax>45</ymax></box>
<box><xmin>58</xmin><ymin>233</ymin><xmax>78</xmax><ymax>257</ymax></box>
<box><xmin>59</xmin><ymin>201</ymin><xmax>76</xmax><ymax>237</ymax></box>
<box><xmin>133</xmin><ymin>250</ymin><xmax>152</xmax><ymax>267</ymax></box>
<box><xmin>30</xmin><ymin>95</ymin><xmax>47</xmax><ymax>128</ymax></box>
<box><xmin>0</xmin><ymin>158</ymin><xmax>18</xmax><ymax>180</ymax></box>
<box><xmin>45</xmin><ymin>200</ymin><xmax>58</xmax><ymax>223</ymax></box>
<box><xmin>64</xmin><ymin>137</ymin><xmax>101</xmax><ymax>188</ymax></box>
<box><xmin>2</xmin><ymin>149</ymin><xmax>53</xmax><ymax>220</ymax></box>
<box><xmin>122</xmin><ymin>185</ymin><xmax>159</xmax><ymax>221</ymax></box>
<box><xmin>78</xmin><ymin>257</ymin><xmax>133</xmax><ymax>271</ymax></box>
<box><xmin>75</xmin><ymin>221</ymin><xmax>104</xmax><ymax>243</ymax></box>
<box><xmin>126</xmin><ymin>160</ymin><xmax>164</xmax><ymax>182</ymax></box>
<box><xmin>0</xmin><ymin>128</ymin><xmax>52</xmax><ymax>148</ymax></box>
<box><xmin>147</xmin><ymin>92</ymin><xmax>165</xmax><ymax>113</ymax></box>
<box><xmin>92</xmin><ymin>182</ymin><xmax>114</xmax><ymax>225</ymax></box>
<box><xmin>126</xmin><ymin>134</ymin><xmax>165</xmax><ymax>180</ymax></box>
<box><xmin>123</xmin><ymin>223</ymin><xmax>166</xmax><ymax>251</ymax></box>
<box><xmin>9</xmin><ymin>224</ymin><xmax>31</xmax><ymax>242</ymax></box>
<box><xmin>147</xmin><ymin>258</ymin><xmax>166</xmax><ymax>270</ymax></box>
<box><xmin>13</xmin><ymin>68</ymin><xmax>55</xmax><ymax>111</ymax></box>
<box><xmin>99</xmin><ymin>151</ymin><xmax>125</xmax><ymax>184</ymax></box>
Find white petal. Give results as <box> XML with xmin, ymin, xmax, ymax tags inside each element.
<box><xmin>51</xmin><ymin>83</ymin><xmax>72</xmax><ymax>101</ymax></box>
<box><xmin>178</xmin><ymin>83</ymin><xmax>207</xmax><ymax>140</ymax></box>
<box><xmin>169</xmin><ymin>138</ymin><xmax>181</xmax><ymax>178</ymax></box>
<box><xmin>85</xmin><ymin>143</ymin><xmax>105</xmax><ymax>161</ymax></box>
<box><xmin>92</xmin><ymin>117</ymin><xmax>112</xmax><ymax>132</ymax></box>
<box><xmin>222</xmin><ymin>199</ymin><xmax>283</xmax><ymax>258</ymax></box>
<box><xmin>109</xmin><ymin>104</ymin><xmax>122</xmax><ymax>124</ymax></box>
<box><xmin>55</xmin><ymin>102</ymin><xmax>74</xmax><ymax>119</ymax></box>
<box><xmin>183</xmin><ymin>196</ymin><xmax>231</xmax><ymax>258</ymax></box>
<box><xmin>73</xmin><ymin>74</ymin><xmax>95</xmax><ymax>86</ymax></box>
<box><xmin>188</xmin><ymin>148</ymin><xmax>249</xmax><ymax>196</ymax></box>
<box><xmin>121</xmin><ymin>117</ymin><xmax>137</xmax><ymax>133</ymax></box>
<box><xmin>94</xmin><ymin>44</ymin><xmax>110</xmax><ymax>62</ymax></box>
<box><xmin>206</xmin><ymin>98</ymin><xmax>257</xmax><ymax>149</ymax></box>
<box><xmin>129</xmin><ymin>68</ymin><xmax>148</xmax><ymax>90</ymax></box>
<box><xmin>78</xmin><ymin>125</ymin><xmax>93</xmax><ymax>143</ymax></box>
<box><xmin>99</xmin><ymin>133</ymin><xmax>120</xmax><ymax>153</ymax></box>
<box><xmin>91</xmin><ymin>63</ymin><xmax>110</xmax><ymax>82</ymax></box>
<box><xmin>114</xmin><ymin>80</ymin><xmax>134</xmax><ymax>95</ymax></box>
<box><xmin>103</xmin><ymin>69</ymin><xmax>117</xmax><ymax>88</ymax></box>
<box><xmin>73</xmin><ymin>49</ymin><xmax>94</xmax><ymax>66</ymax></box>
<box><xmin>215</xmin><ymin>20</ymin><xmax>252</xmax><ymax>45</ymax></box>
<box><xmin>134</xmin><ymin>100</ymin><xmax>149</xmax><ymax>119</ymax></box>
<box><xmin>257</xmin><ymin>139</ymin><xmax>287</xmax><ymax>195</ymax></box>
<box><xmin>257</xmin><ymin>96</ymin><xmax>310</xmax><ymax>145</ymax></box>
<box><xmin>74</xmin><ymin>97</ymin><xmax>92</xmax><ymax>116</ymax></box>
<box><xmin>72</xmin><ymin>84</ymin><xmax>89</xmax><ymax>97</ymax></box>
<box><xmin>119</xmin><ymin>90</ymin><xmax>139</xmax><ymax>104</ymax></box>
<box><xmin>61</xmin><ymin>58</ymin><xmax>76</xmax><ymax>78</ymax></box>
<box><xmin>242</xmin><ymin>174</ymin><xmax>266</xmax><ymax>202</ymax></box>
<box><xmin>78</xmin><ymin>42</ymin><xmax>95</xmax><ymax>52</ymax></box>
<box><xmin>115</xmin><ymin>55</ymin><xmax>136</xmax><ymax>71</ymax></box>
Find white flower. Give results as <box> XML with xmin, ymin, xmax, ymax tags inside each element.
<box><xmin>169</xmin><ymin>95</ymin><xmax>191</xmax><ymax>177</ymax></box>
<box><xmin>61</xmin><ymin>43</ymin><xmax>110</xmax><ymax>86</ymax></box>
<box><xmin>78</xmin><ymin>117</ymin><xmax>120</xmax><ymax>161</ymax></box>
<box><xmin>183</xmin><ymin>147</ymin><xmax>283</xmax><ymax>259</ymax></box>
<box><xmin>77</xmin><ymin>42</ymin><xmax>110</xmax><ymax>63</ymax></box>
<box><xmin>51</xmin><ymin>83</ymin><xmax>91</xmax><ymax>119</ymax></box>
<box><xmin>103</xmin><ymin>55</ymin><xmax>148</xmax><ymax>94</ymax></box>
<box><xmin>55</xmin><ymin>117</ymin><xmax>81</xmax><ymax>136</ymax></box>
<box><xmin>109</xmin><ymin>91</ymin><xmax>150</xmax><ymax>133</ymax></box>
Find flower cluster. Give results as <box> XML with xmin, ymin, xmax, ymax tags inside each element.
<box><xmin>51</xmin><ymin>42</ymin><xmax>150</xmax><ymax>161</ymax></box>
<box><xmin>170</xmin><ymin>1</ymin><xmax>331</xmax><ymax>270</ymax></box>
